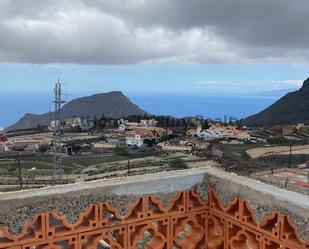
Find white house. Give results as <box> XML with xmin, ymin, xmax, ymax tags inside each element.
<box><xmin>125</xmin><ymin>122</ymin><xmax>141</xmax><ymax>130</ymax></box>
<box><xmin>71</xmin><ymin>117</ymin><xmax>94</xmax><ymax>131</ymax></box>
<box><xmin>118</xmin><ymin>124</ymin><xmax>126</xmax><ymax>131</ymax></box>
<box><xmin>126</xmin><ymin>134</ymin><xmax>143</xmax><ymax>147</ymax></box>
<box><xmin>48</xmin><ymin>120</ymin><xmax>60</xmax><ymax>131</ymax></box>
<box><xmin>195</xmin><ymin>123</ymin><xmax>223</xmax><ymax>140</ymax></box>
<box><xmin>141</xmin><ymin>119</ymin><xmax>158</xmax><ymax>127</ymax></box>
<box><xmin>118</xmin><ymin>119</ymin><xmax>159</xmax><ymax>131</ymax></box>
<box><xmin>198</xmin><ymin>129</ymin><xmax>224</xmax><ymax>140</ymax></box>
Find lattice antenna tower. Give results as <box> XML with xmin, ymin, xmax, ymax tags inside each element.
<box><xmin>52</xmin><ymin>79</ymin><xmax>66</xmax><ymax>184</ymax></box>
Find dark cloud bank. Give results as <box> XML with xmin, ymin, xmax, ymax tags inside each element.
<box><xmin>0</xmin><ymin>0</ymin><xmax>309</xmax><ymax>64</ymax></box>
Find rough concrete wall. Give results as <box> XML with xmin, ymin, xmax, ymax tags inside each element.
<box><xmin>0</xmin><ymin>166</ymin><xmax>308</xmax><ymax>240</ymax></box>
<box><xmin>0</xmin><ymin>169</ymin><xmax>204</xmax><ymax>235</ymax></box>
<box><xmin>196</xmin><ymin>169</ymin><xmax>309</xmax><ymax>240</ymax></box>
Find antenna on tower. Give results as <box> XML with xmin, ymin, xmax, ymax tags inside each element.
<box><xmin>52</xmin><ymin>79</ymin><xmax>66</xmax><ymax>184</ymax></box>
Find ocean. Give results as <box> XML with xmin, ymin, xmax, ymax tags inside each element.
<box><xmin>130</xmin><ymin>93</ymin><xmax>277</xmax><ymax>121</ymax></box>
<box><xmin>0</xmin><ymin>92</ymin><xmax>278</xmax><ymax>129</ymax></box>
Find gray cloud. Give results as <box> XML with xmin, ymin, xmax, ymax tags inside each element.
<box><xmin>0</xmin><ymin>0</ymin><xmax>309</xmax><ymax>64</ymax></box>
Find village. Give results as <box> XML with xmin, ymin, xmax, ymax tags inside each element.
<box><xmin>0</xmin><ymin>115</ymin><xmax>259</xmax><ymax>154</ymax></box>
<box><xmin>1</xmin><ymin>115</ymin><xmax>309</xmax><ymax>193</ymax></box>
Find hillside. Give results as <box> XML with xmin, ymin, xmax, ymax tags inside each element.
<box><xmin>244</xmin><ymin>77</ymin><xmax>309</xmax><ymax>127</ymax></box>
<box><xmin>5</xmin><ymin>91</ymin><xmax>147</xmax><ymax>132</ymax></box>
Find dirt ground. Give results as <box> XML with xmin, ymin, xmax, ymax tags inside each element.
<box><xmin>246</xmin><ymin>145</ymin><xmax>309</xmax><ymax>159</ymax></box>
<box><xmin>251</xmin><ymin>168</ymin><xmax>309</xmax><ymax>195</ymax></box>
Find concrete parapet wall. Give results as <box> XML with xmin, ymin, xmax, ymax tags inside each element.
<box><xmin>0</xmin><ymin>166</ymin><xmax>308</xmax><ymax>242</ymax></box>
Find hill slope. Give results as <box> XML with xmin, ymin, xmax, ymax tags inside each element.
<box><xmin>5</xmin><ymin>91</ymin><xmax>147</xmax><ymax>132</ymax></box>
<box><xmin>244</xmin><ymin>77</ymin><xmax>309</xmax><ymax>127</ymax></box>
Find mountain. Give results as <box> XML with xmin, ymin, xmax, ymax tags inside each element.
<box><xmin>244</xmin><ymin>78</ymin><xmax>309</xmax><ymax>127</ymax></box>
<box><xmin>4</xmin><ymin>91</ymin><xmax>147</xmax><ymax>132</ymax></box>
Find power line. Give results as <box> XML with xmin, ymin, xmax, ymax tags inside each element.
<box><xmin>52</xmin><ymin>79</ymin><xmax>66</xmax><ymax>184</ymax></box>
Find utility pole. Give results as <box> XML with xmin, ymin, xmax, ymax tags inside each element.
<box><xmin>15</xmin><ymin>153</ymin><xmax>36</xmax><ymax>190</ymax></box>
<box><xmin>307</xmin><ymin>161</ymin><xmax>309</xmax><ymax>183</ymax></box>
<box><xmin>52</xmin><ymin>79</ymin><xmax>66</xmax><ymax>184</ymax></box>
<box><xmin>288</xmin><ymin>142</ymin><xmax>292</xmax><ymax>168</ymax></box>
<box><xmin>284</xmin><ymin>177</ymin><xmax>289</xmax><ymax>188</ymax></box>
<box><xmin>15</xmin><ymin>152</ymin><xmax>22</xmax><ymax>190</ymax></box>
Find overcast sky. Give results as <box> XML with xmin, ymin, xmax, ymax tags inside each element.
<box><xmin>0</xmin><ymin>0</ymin><xmax>309</xmax><ymax>93</ymax></box>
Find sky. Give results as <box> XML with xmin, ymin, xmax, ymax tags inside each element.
<box><xmin>0</xmin><ymin>0</ymin><xmax>308</xmax><ymax>218</ymax></box>
<box><xmin>0</xmin><ymin>64</ymin><xmax>308</xmax><ymax>95</ymax></box>
<box><xmin>0</xmin><ymin>0</ymin><xmax>309</xmax><ymax>94</ymax></box>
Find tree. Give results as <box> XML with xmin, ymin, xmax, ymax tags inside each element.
<box><xmin>182</xmin><ymin>118</ymin><xmax>187</xmax><ymax>128</ymax></box>
<box><xmin>203</xmin><ymin>120</ymin><xmax>210</xmax><ymax>130</ymax></box>
<box><xmin>175</xmin><ymin>119</ymin><xmax>181</xmax><ymax>127</ymax></box>
<box><xmin>143</xmin><ymin>139</ymin><xmax>155</xmax><ymax>147</ymax></box>
<box><xmin>38</xmin><ymin>144</ymin><xmax>50</xmax><ymax>153</ymax></box>
<box><xmin>93</xmin><ymin>115</ymin><xmax>99</xmax><ymax>129</ymax></box>
<box><xmin>114</xmin><ymin>144</ymin><xmax>129</xmax><ymax>156</ymax></box>
<box><xmin>169</xmin><ymin>158</ymin><xmax>187</xmax><ymax>169</ymax></box>
<box><xmin>236</xmin><ymin>119</ymin><xmax>244</xmax><ymax>128</ymax></box>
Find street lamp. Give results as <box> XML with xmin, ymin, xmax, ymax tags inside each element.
<box><xmin>23</xmin><ymin>167</ymin><xmax>37</xmax><ymax>174</ymax></box>
<box><xmin>15</xmin><ymin>153</ymin><xmax>37</xmax><ymax>190</ymax></box>
<box><xmin>288</xmin><ymin>141</ymin><xmax>292</xmax><ymax>168</ymax></box>
<box><xmin>19</xmin><ymin>167</ymin><xmax>37</xmax><ymax>190</ymax></box>
<box><xmin>307</xmin><ymin>161</ymin><xmax>309</xmax><ymax>183</ymax></box>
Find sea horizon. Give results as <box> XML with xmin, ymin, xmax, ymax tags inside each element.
<box><xmin>0</xmin><ymin>91</ymin><xmax>280</xmax><ymax>129</ymax></box>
